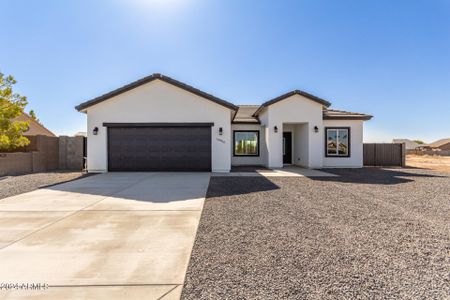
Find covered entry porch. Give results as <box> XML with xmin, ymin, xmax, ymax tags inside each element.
<box><xmin>265</xmin><ymin>122</ymin><xmax>324</xmax><ymax>169</ymax></box>
<box><xmin>282</xmin><ymin>123</ymin><xmax>310</xmax><ymax>167</ymax></box>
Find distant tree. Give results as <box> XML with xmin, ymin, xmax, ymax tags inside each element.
<box><xmin>29</xmin><ymin>109</ymin><xmax>40</xmax><ymax>123</ymax></box>
<box><xmin>0</xmin><ymin>73</ymin><xmax>30</xmax><ymax>151</ymax></box>
<box><xmin>413</xmin><ymin>140</ymin><xmax>425</xmax><ymax>144</ymax></box>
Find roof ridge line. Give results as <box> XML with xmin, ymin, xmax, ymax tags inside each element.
<box><xmin>252</xmin><ymin>89</ymin><xmax>331</xmax><ymax>116</ymax></box>
<box><xmin>75</xmin><ymin>73</ymin><xmax>238</xmax><ymax>112</ymax></box>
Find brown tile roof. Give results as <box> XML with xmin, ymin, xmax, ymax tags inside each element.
<box><xmin>75</xmin><ymin>73</ymin><xmax>238</xmax><ymax>112</ymax></box>
<box><xmin>323</xmin><ymin>109</ymin><xmax>373</xmax><ymax>120</ymax></box>
<box><xmin>13</xmin><ymin>113</ymin><xmax>56</xmax><ymax>137</ymax></box>
<box><xmin>426</xmin><ymin>138</ymin><xmax>450</xmax><ymax>148</ymax></box>
<box><xmin>233</xmin><ymin>105</ymin><xmax>260</xmax><ymax>124</ymax></box>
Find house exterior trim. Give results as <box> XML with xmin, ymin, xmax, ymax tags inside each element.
<box><xmin>103</xmin><ymin>122</ymin><xmax>214</xmax><ymax>128</ymax></box>
<box><xmin>233</xmin><ymin>130</ymin><xmax>260</xmax><ymax>157</ymax></box>
<box><xmin>231</xmin><ymin>120</ymin><xmax>261</xmax><ymax>124</ymax></box>
<box><xmin>323</xmin><ymin>116</ymin><xmax>372</xmax><ymax>120</ymax></box>
<box><xmin>324</xmin><ymin>126</ymin><xmax>351</xmax><ymax>158</ymax></box>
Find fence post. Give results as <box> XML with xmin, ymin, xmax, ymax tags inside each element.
<box><xmin>374</xmin><ymin>143</ymin><xmax>378</xmax><ymax>166</ymax></box>
<box><xmin>401</xmin><ymin>143</ymin><xmax>406</xmax><ymax>167</ymax></box>
<box><xmin>59</xmin><ymin>136</ymin><xmax>68</xmax><ymax>170</ymax></box>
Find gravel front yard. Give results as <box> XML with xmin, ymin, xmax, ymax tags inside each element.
<box><xmin>0</xmin><ymin>172</ymin><xmax>87</xmax><ymax>199</ymax></box>
<box><xmin>182</xmin><ymin>168</ymin><xmax>450</xmax><ymax>299</ymax></box>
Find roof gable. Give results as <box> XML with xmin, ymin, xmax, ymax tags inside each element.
<box><xmin>253</xmin><ymin>90</ymin><xmax>331</xmax><ymax>116</ymax></box>
<box><xmin>13</xmin><ymin>113</ymin><xmax>56</xmax><ymax>137</ymax></box>
<box><xmin>75</xmin><ymin>73</ymin><xmax>238</xmax><ymax>112</ymax></box>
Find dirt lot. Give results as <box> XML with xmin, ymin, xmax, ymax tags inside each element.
<box><xmin>406</xmin><ymin>154</ymin><xmax>450</xmax><ymax>173</ymax></box>
<box><xmin>183</xmin><ymin>168</ymin><xmax>450</xmax><ymax>299</ymax></box>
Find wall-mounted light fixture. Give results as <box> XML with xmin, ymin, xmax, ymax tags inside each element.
<box><xmin>219</xmin><ymin>127</ymin><xmax>223</xmax><ymax>135</ymax></box>
<box><xmin>314</xmin><ymin>126</ymin><xmax>319</xmax><ymax>133</ymax></box>
<box><xmin>274</xmin><ymin>126</ymin><xmax>278</xmax><ymax>133</ymax></box>
<box><xmin>93</xmin><ymin>127</ymin><xmax>99</xmax><ymax>135</ymax></box>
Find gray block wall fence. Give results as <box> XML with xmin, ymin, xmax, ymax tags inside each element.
<box><xmin>59</xmin><ymin>136</ymin><xmax>85</xmax><ymax>170</ymax></box>
<box><xmin>0</xmin><ymin>153</ymin><xmax>33</xmax><ymax>175</ymax></box>
<box><xmin>0</xmin><ymin>135</ymin><xmax>86</xmax><ymax>176</ymax></box>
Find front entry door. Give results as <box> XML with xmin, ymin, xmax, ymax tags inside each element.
<box><xmin>283</xmin><ymin>132</ymin><xmax>292</xmax><ymax>164</ymax></box>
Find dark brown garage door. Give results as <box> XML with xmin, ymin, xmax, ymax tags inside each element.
<box><xmin>107</xmin><ymin>124</ymin><xmax>212</xmax><ymax>171</ymax></box>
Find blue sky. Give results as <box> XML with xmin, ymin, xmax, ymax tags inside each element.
<box><xmin>2</xmin><ymin>0</ymin><xmax>449</xmax><ymax>142</ymax></box>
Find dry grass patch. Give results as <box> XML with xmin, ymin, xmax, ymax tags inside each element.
<box><xmin>406</xmin><ymin>154</ymin><xmax>450</xmax><ymax>173</ymax></box>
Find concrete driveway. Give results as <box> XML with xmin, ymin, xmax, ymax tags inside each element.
<box><xmin>0</xmin><ymin>172</ymin><xmax>210</xmax><ymax>300</ymax></box>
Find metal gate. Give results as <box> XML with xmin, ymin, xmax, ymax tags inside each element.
<box><xmin>363</xmin><ymin>143</ymin><xmax>405</xmax><ymax>166</ymax></box>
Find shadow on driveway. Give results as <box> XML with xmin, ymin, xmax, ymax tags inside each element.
<box><xmin>206</xmin><ymin>176</ymin><xmax>280</xmax><ymax>197</ymax></box>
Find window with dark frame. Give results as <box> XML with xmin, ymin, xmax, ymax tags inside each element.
<box><xmin>234</xmin><ymin>131</ymin><xmax>259</xmax><ymax>156</ymax></box>
<box><xmin>325</xmin><ymin>127</ymin><xmax>350</xmax><ymax>157</ymax></box>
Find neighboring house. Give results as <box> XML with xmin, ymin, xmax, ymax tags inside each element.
<box><xmin>392</xmin><ymin>139</ymin><xmax>421</xmax><ymax>150</ymax></box>
<box><xmin>422</xmin><ymin>138</ymin><xmax>450</xmax><ymax>151</ymax></box>
<box><xmin>13</xmin><ymin>113</ymin><xmax>56</xmax><ymax>137</ymax></box>
<box><xmin>76</xmin><ymin>74</ymin><xmax>372</xmax><ymax>172</ymax></box>
<box><xmin>74</xmin><ymin>132</ymin><xmax>87</xmax><ymax>137</ymax></box>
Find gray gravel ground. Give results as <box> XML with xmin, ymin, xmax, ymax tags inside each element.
<box><xmin>0</xmin><ymin>172</ymin><xmax>87</xmax><ymax>199</ymax></box>
<box><xmin>182</xmin><ymin>168</ymin><xmax>450</xmax><ymax>299</ymax></box>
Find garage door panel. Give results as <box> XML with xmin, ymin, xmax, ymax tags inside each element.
<box><xmin>107</xmin><ymin>126</ymin><xmax>211</xmax><ymax>171</ymax></box>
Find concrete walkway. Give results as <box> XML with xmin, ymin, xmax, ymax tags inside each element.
<box><xmin>213</xmin><ymin>166</ymin><xmax>338</xmax><ymax>177</ymax></box>
<box><xmin>0</xmin><ymin>172</ymin><xmax>210</xmax><ymax>300</ymax></box>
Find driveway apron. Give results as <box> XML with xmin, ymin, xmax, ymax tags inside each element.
<box><xmin>0</xmin><ymin>172</ymin><xmax>210</xmax><ymax>300</ymax></box>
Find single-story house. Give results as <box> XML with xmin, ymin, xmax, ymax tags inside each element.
<box><xmin>421</xmin><ymin>138</ymin><xmax>450</xmax><ymax>151</ymax></box>
<box><xmin>76</xmin><ymin>74</ymin><xmax>372</xmax><ymax>172</ymax></box>
<box><xmin>392</xmin><ymin>139</ymin><xmax>421</xmax><ymax>150</ymax></box>
<box><xmin>14</xmin><ymin>113</ymin><xmax>56</xmax><ymax>137</ymax></box>
<box><xmin>74</xmin><ymin>132</ymin><xmax>87</xmax><ymax>137</ymax></box>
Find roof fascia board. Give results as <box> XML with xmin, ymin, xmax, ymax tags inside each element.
<box><xmin>323</xmin><ymin>115</ymin><xmax>373</xmax><ymax>121</ymax></box>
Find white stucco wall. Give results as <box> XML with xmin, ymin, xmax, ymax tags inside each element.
<box><xmin>322</xmin><ymin>119</ymin><xmax>364</xmax><ymax>168</ymax></box>
<box><xmin>231</xmin><ymin>124</ymin><xmax>267</xmax><ymax>166</ymax></box>
<box><xmin>293</xmin><ymin>123</ymin><xmax>309</xmax><ymax>167</ymax></box>
<box><xmin>265</xmin><ymin>95</ymin><xmax>324</xmax><ymax>168</ymax></box>
<box><xmin>85</xmin><ymin>79</ymin><xmax>232</xmax><ymax>172</ymax></box>
<box><xmin>258</xmin><ymin>110</ymin><xmax>270</xmax><ymax>167</ymax></box>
